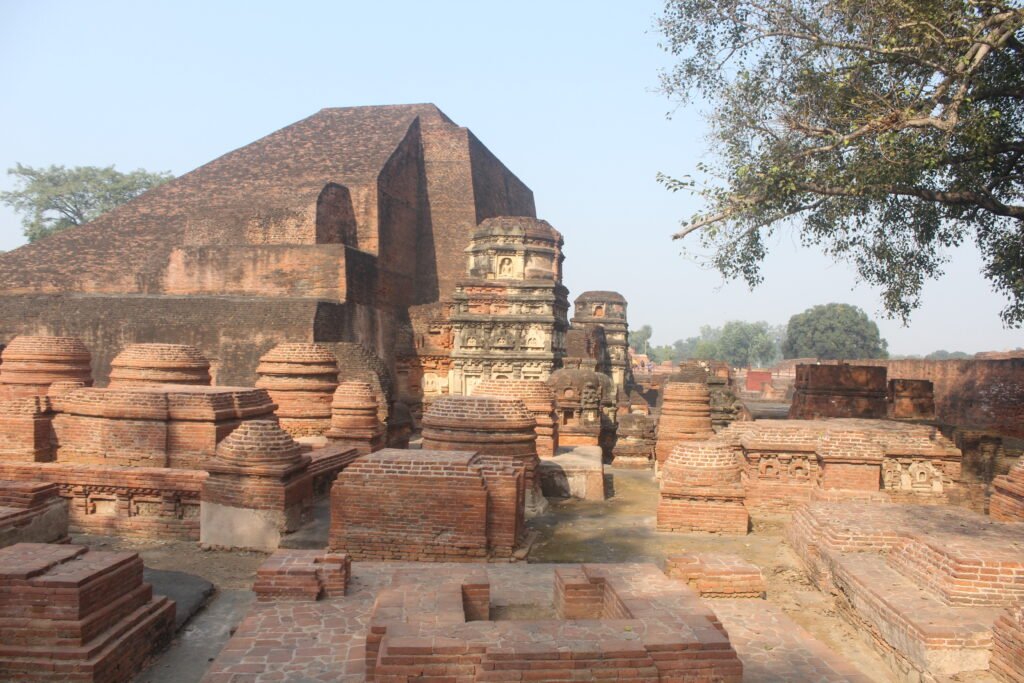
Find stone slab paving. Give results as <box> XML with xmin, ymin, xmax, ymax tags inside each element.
<box><xmin>712</xmin><ymin>599</ymin><xmax>875</xmax><ymax>682</ymax></box>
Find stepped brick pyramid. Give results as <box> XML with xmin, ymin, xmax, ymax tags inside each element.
<box><xmin>0</xmin><ymin>336</ymin><xmax>92</xmax><ymax>400</ymax></box>
<box><xmin>107</xmin><ymin>343</ymin><xmax>211</xmax><ymax>387</ymax></box>
<box><xmin>0</xmin><ymin>543</ymin><xmax>174</xmax><ymax>682</ymax></box>
<box><xmin>0</xmin><ymin>104</ymin><xmax>537</xmax><ymax>421</ymax></box>
<box><xmin>325</xmin><ymin>380</ymin><xmax>385</xmax><ymax>454</ymax></box>
<box><xmin>421</xmin><ymin>394</ymin><xmax>543</xmax><ymax>515</ymax></box>
<box><xmin>255</xmin><ymin>343</ymin><xmax>339</xmax><ymax>437</ymax></box>
<box><xmin>471</xmin><ymin>378</ymin><xmax>558</xmax><ymax>457</ymax></box>
<box><xmin>789</xmin><ymin>501</ymin><xmax>1024</xmax><ymax>679</ymax></box>
<box><xmin>654</xmin><ymin>381</ymin><xmax>714</xmax><ymax>470</ymax></box>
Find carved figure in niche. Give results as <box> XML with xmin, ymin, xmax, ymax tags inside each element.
<box><xmin>423</xmin><ymin>373</ymin><xmax>438</xmax><ymax>392</ymax></box>
<box><xmin>790</xmin><ymin>457</ymin><xmax>809</xmax><ymax>480</ymax></box>
<box><xmin>465</xmin><ymin>335</ymin><xmax>479</xmax><ymax>349</ymax></box>
<box><xmin>564</xmin><ymin>388</ymin><xmax>575</xmax><ymax>399</ymax></box>
<box><xmin>498</xmin><ymin>257</ymin><xmax>513</xmax><ymax>276</ymax></box>
<box><xmin>759</xmin><ymin>457</ymin><xmax>779</xmax><ymax>478</ymax></box>
<box><xmin>593</xmin><ymin>305</ymin><xmax>605</xmax><ymax>317</ymax></box>
<box><xmin>525</xmin><ymin>331</ymin><xmax>542</xmax><ymax>349</ymax></box>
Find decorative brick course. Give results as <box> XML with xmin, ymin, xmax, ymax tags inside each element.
<box><xmin>654</xmin><ymin>382</ymin><xmax>714</xmax><ymax>470</ymax></box>
<box><xmin>471</xmin><ymin>378</ymin><xmax>559</xmax><ymax>457</ymax></box>
<box><xmin>328</xmin><ymin>448</ymin><xmax>524</xmax><ymax>561</ymax></box>
<box><xmin>108</xmin><ymin>343</ymin><xmax>211</xmax><ymax>387</ymax></box>
<box><xmin>255</xmin><ymin>343</ymin><xmax>339</xmax><ymax>437</ymax></box>
<box><xmin>0</xmin><ymin>542</ymin><xmax>174</xmax><ymax>682</ymax></box>
<box><xmin>253</xmin><ymin>549</ymin><xmax>350</xmax><ymax>601</ymax></box>
<box><xmin>0</xmin><ymin>336</ymin><xmax>92</xmax><ymax>400</ymax></box>
<box><xmin>325</xmin><ymin>380</ymin><xmax>385</xmax><ymax>454</ymax></box>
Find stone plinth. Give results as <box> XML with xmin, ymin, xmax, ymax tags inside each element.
<box><xmin>325</xmin><ymin>380</ymin><xmax>384</xmax><ymax>454</ymax></box>
<box><xmin>0</xmin><ymin>543</ymin><xmax>174</xmax><ymax>682</ymax></box>
<box><xmin>422</xmin><ymin>395</ymin><xmax>544</xmax><ymax>516</ymax></box>
<box><xmin>658</xmin><ymin>440</ymin><xmax>748</xmax><ymax>534</ymax></box>
<box><xmin>328</xmin><ymin>448</ymin><xmax>523</xmax><ymax>561</ymax></box>
<box><xmin>0</xmin><ymin>482</ymin><xmax>68</xmax><ymax>547</ymax></box>
<box><xmin>201</xmin><ymin>420</ymin><xmax>312</xmax><ymax>551</ymax></box>
<box><xmin>0</xmin><ymin>396</ymin><xmax>55</xmax><ymax>462</ymax></box>
<box><xmin>789</xmin><ymin>363</ymin><xmax>888</xmax><ymax>419</ymax></box>
<box><xmin>53</xmin><ymin>384</ymin><xmax>277</xmax><ymax>469</ymax></box>
<box><xmin>256</xmin><ymin>343</ymin><xmax>339</xmax><ymax>438</ymax></box>
<box><xmin>537</xmin><ymin>445</ymin><xmax>606</xmax><ymax>501</ymax></box>
<box><xmin>611</xmin><ymin>412</ymin><xmax>656</xmax><ymax>468</ymax></box>
<box><xmin>472</xmin><ymin>378</ymin><xmax>559</xmax><ymax>457</ymax></box>
<box><xmin>253</xmin><ymin>549</ymin><xmax>350</xmax><ymax>601</ymax></box>
<box><xmin>991</xmin><ymin>461</ymin><xmax>1024</xmax><ymax>522</ymax></box>
<box><xmin>654</xmin><ymin>382</ymin><xmax>714</xmax><ymax>469</ymax></box>
<box><xmin>666</xmin><ymin>552</ymin><xmax>766</xmax><ymax>598</ymax></box>
<box><xmin>0</xmin><ymin>336</ymin><xmax>92</xmax><ymax>400</ymax></box>
<box><xmin>888</xmin><ymin>378</ymin><xmax>936</xmax><ymax>419</ymax></box>
<box><xmin>108</xmin><ymin>343</ymin><xmax>211</xmax><ymax>387</ymax></box>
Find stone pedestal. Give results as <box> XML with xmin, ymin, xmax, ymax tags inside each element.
<box><xmin>256</xmin><ymin>343</ymin><xmax>339</xmax><ymax>438</ymax></box>
<box><xmin>200</xmin><ymin>420</ymin><xmax>313</xmax><ymax>551</ymax></box>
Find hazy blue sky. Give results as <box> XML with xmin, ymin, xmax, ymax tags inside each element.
<box><xmin>1</xmin><ymin>0</ymin><xmax>1019</xmax><ymax>355</ymax></box>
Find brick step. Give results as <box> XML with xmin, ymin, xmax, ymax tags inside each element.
<box><xmin>0</xmin><ymin>583</ymin><xmax>152</xmax><ymax>647</ymax></box>
<box><xmin>0</xmin><ymin>594</ymin><xmax>173</xmax><ymax>675</ymax></box>
<box><xmin>826</xmin><ymin>550</ymin><xmax>1001</xmax><ymax>676</ymax></box>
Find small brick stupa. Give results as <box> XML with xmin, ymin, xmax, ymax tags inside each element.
<box><xmin>0</xmin><ymin>336</ymin><xmax>92</xmax><ymax>400</ymax></box>
<box><xmin>658</xmin><ymin>440</ymin><xmax>748</xmax><ymax>534</ymax></box>
<box><xmin>0</xmin><ymin>543</ymin><xmax>174</xmax><ymax>682</ymax></box>
<box><xmin>655</xmin><ymin>382</ymin><xmax>714</xmax><ymax>470</ymax></box>
<box><xmin>325</xmin><ymin>380</ymin><xmax>385</xmax><ymax>454</ymax></box>
<box><xmin>422</xmin><ymin>395</ymin><xmax>543</xmax><ymax>515</ymax></box>
<box><xmin>108</xmin><ymin>343</ymin><xmax>212</xmax><ymax>387</ymax></box>
<box><xmin>255</xmin><ymin>343</ymin><xmax>339</xmax><ymax>438</ymax></box>
<box><xmin>472</xmin><ymin>378</ymin><xmax>559</xmax><ymax>457</ymax></box>
<box><xmin>991</xmin><ymin>460</ymin><xmax>1024</xmax><ymax>522</ymax></box>
<box><xmin>200</xmin><ymin>419</ymin><xmax>312</xmax><ymax>551</ymax></box>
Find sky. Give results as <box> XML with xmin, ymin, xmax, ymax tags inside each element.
<box><xmin>0</xmin><ymin>0</ymin><xmax>1019</xmax><ymax>356</ymax></box>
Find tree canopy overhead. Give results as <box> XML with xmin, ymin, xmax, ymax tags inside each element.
<box><xmin>783</xmin><ymin>303</ymin><xmax>888</xmax><ymax>359</ymax></box>
<box><xmin>1</xmin><ymin>163</ymin><xmax>172</xmax><ymax>243</ymax></box>
<box><xmin>657</xmin><ymin>1</ymin><xmax>1024</xmax><ymax>326</ymax></box>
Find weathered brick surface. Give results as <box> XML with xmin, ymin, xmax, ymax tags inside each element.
<box><xmin>0</xmin><ymin>336</ymin><xmax>92</xmax><ymax>400</ymax></box>
<box><xmin>471</xmin><ymin>378</ymin><xmax>559</xmax><ymax>457</ymax></box>
<box><xmin>328</xmin><ymin>449</ymin><xmax>524</xmax><ymax>561</ymax></box>
<box><xmin>0</xmin><ymin>461</ymin><xmax>204</xmax><ymax>539</ymax></box>
<box><xmin>253</xmin><ymin>549</ymin><xmax>350</xmax><ymax>601</ymax></box>
<box><xmin>992</xmin><ymin>604</ymin><xmax>1024</xmax><ymax>683</ymax></box>
<box><xmin>255</xmin><ymin>343</ymin><xmax>339</xmax><ymax>437</ymax></box>
<box><xmin>0</xmin><ymin>481</ymin><xmax>68</xmax><ymax>547</ymax></box>
<box><xmin>571</xmin><ymin>290</ymin><xmax>631</xmax><ymax>394</ymax></box>
<box><xmin>0</xmin><ymin>542</ymin><xmax>174</xmax><ymax>682</ymax></box>
<box><xmin>658</xmin><ymin>441</ymin><xmax>749</xmax><ymax>534</ymax></box>
<box><xmin>654</xmin><ymin>382</ymin><xmax>714</xmax><ymax>469</ymax></box>
<box><xmin>611</xmin><ymin>412</ymin><xmax>657</xmax><ymax>468</ymax></box>
<box><xmin>108</xmin><ymin>343</ymin><xmax>211</xmax><ymax>387</ymax></box>
<box><xmin>0</xmin><ymin>395</ymin><xmax>56</xmax><ymax>462</ymax></box>
<box><xmin>789</xmin><ymin>501</ymin><xmax>1024</xmax><ymax>678</ymax></box>
<box><xmin>421</xmin><ymin>395</ymin><xmax>541</xmax><ymax>512</ymax></box>
<box><xmin>547</xmin><ymin>367</ymin><xmax>617</xmax><ymax>457</ymax></box>
<box><xmin>325</xmin><ymin>380</ymin><xmax>385</xmax><ymax>454</ymax></box>
<box><xmin>992</xmin><ymin>460</ymin><xmax>1024</xmax><ymax>522</ymax></box>
<box><xmin>888</xmin><ymin>378</ymin><xmax>936</xmax><ymax>419</ymax></box>
<box><xmin>789</xmin><ymin>364</ymin><xmax>889</xmax><ymax>419</ymax></box>
<box><xmin>666</xmin><ymin>553</ymin><xmax>766</xmax><ymax>598</ymax></box>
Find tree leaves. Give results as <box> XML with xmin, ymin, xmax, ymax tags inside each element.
<box><xmin>0</xmin><ymin>163</ymin><xmax>172</xmax><ymax>243</ymax></box>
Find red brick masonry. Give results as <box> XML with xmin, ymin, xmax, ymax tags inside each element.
<box><xmin>0</xmin><ymin>542</ymin><xmax>174</xmax><ymax>682</ymax></box>
<box><xmin>253</xmin><ymin>549</ymin><xmax>351</xmax><ymax>601</ymax></box>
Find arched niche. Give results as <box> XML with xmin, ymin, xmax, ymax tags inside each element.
<box><xmin>316</xmin><ymin>183</ymin><xmax>358</xmax><ymax>246</ymax></box>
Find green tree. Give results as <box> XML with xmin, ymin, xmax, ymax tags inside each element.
<box><xmin>629</xmin><ymin>324</ymin><xmax>654</xmax><ymax>353</ymax></box>
<box><xmin>715</xmin><ymin>320</ymin><xmax>782</xmax><ymax>367</ymax></box>
<box><xmin>783</xmin><ymin>303</ymin><xmax>888</xmax><ymax>359</ymax></box>
<box><xmin>1</xmin><ymin>163</ymin><xmax>172</xmax><ymax>243</ymax></box>
<box><xmin>657</xmin><ymin>1</ymin><xmax>1024</xmax><ymax>326</ymax></box>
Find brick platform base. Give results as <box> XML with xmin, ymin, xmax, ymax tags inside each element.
<box><xmin>0</xmin><ymin>543</ymin><xmax>174</xmax><ymax>682</ymax></box>
<box><xmin>0</xmin><ymin>481</ymin><xmax>68</xmax><ymax>547</ymax></box>
<box><xmin>253</xmin><ymin>550</ymin><xmax>350</xmax><ymax>601</ymax></box>
<box><xmin>666</xmin><ymin>552</ymin><xmax>766</xmax><ymax>598</ymax></box>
